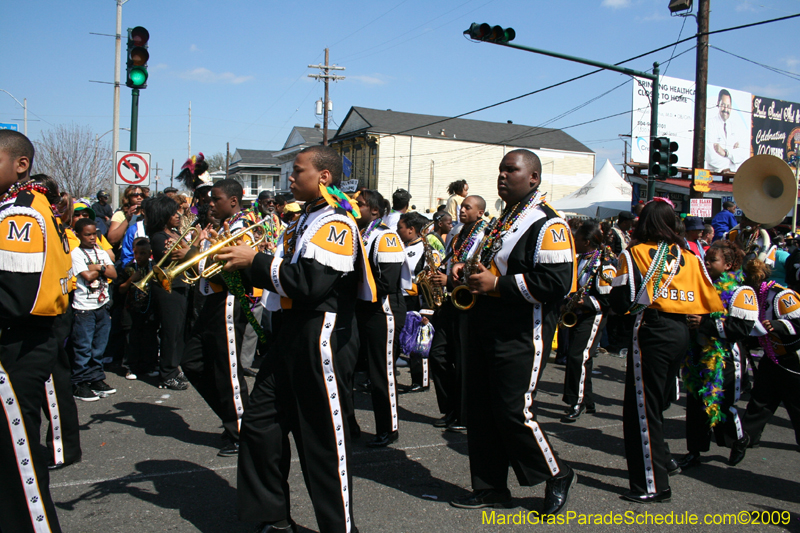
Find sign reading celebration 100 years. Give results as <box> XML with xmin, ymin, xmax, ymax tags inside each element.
<box><xmin>631</xmin><ymin>75</ymin><xmax>800</xmax><ymax>173</ymax></box>
<box><xmin>751</xmin><ymin>96</ymin><xmax>800</xmax><ymax>168</ymax></box>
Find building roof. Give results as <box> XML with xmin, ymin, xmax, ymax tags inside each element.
<box><xmin>283</xmin><ymin>126</ymin><xmax>335</xmax><ymax>149</ymax></box>
<box><xmin>332</xmin><ymin>106</ymin><xmax>593</xmax><ymax>154</ymax></box>
<box><xmin>231</xmin><ymin>149</ymin><xmax>282</xmax><ymax>167</ymax></box>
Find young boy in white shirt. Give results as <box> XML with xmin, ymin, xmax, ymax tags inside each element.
<box><xmin>70</xmin><ymin>217</ymin><xmax>117</xmax><ymax>401</ymax></box>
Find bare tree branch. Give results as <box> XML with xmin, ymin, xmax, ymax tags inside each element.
<box><xmin>33</xmin><ymin>123</ymin><xmax>113</xmax><ymax>199</ymax></box>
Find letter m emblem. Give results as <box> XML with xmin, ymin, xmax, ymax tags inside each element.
<box><xmin>549</xmin><ymin>227</ymin><xmax>567</xmax><ymax>243</ymax></box>
<box><xmin>782</xmin><ymin>294</ymin><xmax>797</xmax><ymax>308</ymax></box>
<box><xmin>327</xmin><ymin>225</ymin><xmax>348</xmax><ymax>246</ymax></box>
<box><xmin>7</xmin><ymin>220</ymin><xmax>32</xmax><ymax>242</ymax></box>
<box><xmin>385</xmin><ymin>235</ymin><xmax>398</xmax><ymax>248</ymax></box>
<box><xmin>743</xmin><ymin>293</ymin><xmax>755</xmax><ymax>306</ymax></box>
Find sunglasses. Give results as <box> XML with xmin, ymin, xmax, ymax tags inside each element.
<box><xmin>129</xmin><ymin>192</ymin><xmax>143</xmax><ymax>198</ymax></box>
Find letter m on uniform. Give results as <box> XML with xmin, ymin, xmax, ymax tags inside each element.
<box><xmin>385</xmin><ymin>235</ymin><xmax>398</xmax><ymax>248</ymax></box>
<box><xmin>549</xmin><ymin>227</ymin><xmax>567</xmax><ymax>243</ymax></box>
<box><xmin>743</xmin><ymin>293</ymin><xmax>755</xmax><ymax>306</ymax></box>
<box><xmin>782</xmin><ymin>294</ymin><xmax>797</xmax><ymax>308</ymax></box>
<box><xmin>326</xmin><ymin>225</ymin><xmax>348</xmax><ymax>246</ymax></box>
<box><xmin>7</xmin><ymin>220</ymin><xmax>32</xmax><ymax>242</ymax></box>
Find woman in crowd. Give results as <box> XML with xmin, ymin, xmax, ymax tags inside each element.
<box><xmin>108</xmin><ymin>185</ymin><xmax>144</xmax><ymax>245</ymax></box>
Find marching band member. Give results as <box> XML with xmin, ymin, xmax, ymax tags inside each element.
<box><xmin>737</xmin><ymin>260</ymin><xmax>800</xmax><ymax>464</ymax></box>
<box><xmin>560</xmin><ymin>221</ymin><xmax>616</xmax><ymax>423</ymax></box>
<box><xmin>220</xmin><ymin>145</ymin><xmax>368</xmax><ymax>533</ymax></box>
<box><xmin>397</xmin><ymin>212</ymin><xmax>434</xmax><ymax>392</ymax></box>
<box><xmin>181</xmin><ymin>179</ymin><xmax>254</xmax><ymax>457</ymax></box>
<box><xmin>680</xmin><ymin>240</ymin><xmax>756</xmax><ymax>470</ymax></box>
<box><xmin>355</xmin><ymin>190</ymin><xmax>406</xmax><ymax>448</ymax></box>
<box><xmin>449</xmin><ymin>149</ymin><xmax>577</xmax><ymax>516</ymax></box>
<box><xmin>610</xmin><ymin>198</ymin><xmax>723</xmax><ymax>503</ymax></box>
<box><xmin>0</xmin><ymin>130</ymin><xmax>71</xmax><ymax>532</ymax></box>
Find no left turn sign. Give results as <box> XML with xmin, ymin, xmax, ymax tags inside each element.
<box><xmin>115</xmin><ymin>151</ymin><xmax>151</xmax><ymax>186</ymax></box>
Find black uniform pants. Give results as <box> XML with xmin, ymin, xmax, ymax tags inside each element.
<box><xmin>182</xmin><ymin>291</ymin><xmax>248</xmax><ymax>441</ymax></box>
<box><xmin>154</xmin><ymin>285</ymin><xmax>188</xmax><ymax>382</ymax></box>
<box><xmin>357</xmin><ymin>297</ymin><xmax>400</xmax><ymax>435</ymax></box>
<box><xmin>0</xmin><ymin>325</ymin><xmax>62</xmax><ymax>533</ymax></box>
<box><xmin>428</xmin><ymin>305</ymin><xmax>455</xmax><ymax>416</ymax></box>
<box><xmin>624</xmin><ymin>310</ymin><xmax>688</xmax><ymax>495</ymax></box>
<box><xmin>336</xmin><ymin>312</ymin><xmax>360</xmax><ymax>435</ymax></box>
<box><xmin>742</xmin><ymin>355</ymin><xmax>800</xmax><ymax>447</ymax></box>
<box><xmin>685</xmin><ymin>346</ymin><xmax>748</xmax><ymax>453</ymax></box>
<box><xmin>44</xmin><ymin>309</ymin><xmax>81</xmax><ymax>468</ymax></box>
<box><xmin>466</xmin><ymin>300</ymin><xmax>566</xmax><ymax>490</ymax></box>
<box><xmin>238</xmin><ymin>310</ymin><xmax>355</xmax><ymax>533</ymax></box>
<box><xmin>563</xmin><ymin>312</ymin><xmax>605</xmax><ymax>407</ymax></box>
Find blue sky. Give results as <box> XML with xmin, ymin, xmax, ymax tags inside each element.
<box><xmin>2</xmin><ymin>0</ymin><xmax>799</xmax><ymax>188</ymax></box>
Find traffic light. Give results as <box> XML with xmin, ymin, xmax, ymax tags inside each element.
<box><xmin>126</xmin><ymin>26</ymin><xmax>149</xmax><ymax>89</ymax></box>
<box><xmin>667</xmin><ymin>140</ymin><xmax>679</xmax><ymax>177</ymax></box>
<box><xmin>464</xmin><ymin>23</ymin><xmax>515</xmax><ymax>44</ymax></box>
<box><xmin>651</xmin><ymin>137</ymin><xmax>671</xmax><ymax>179</ymax></box>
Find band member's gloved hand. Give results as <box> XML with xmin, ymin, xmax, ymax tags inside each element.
<box><xmin>218</xmin><ymin>244</ymin><xmax>259</xmax><ymax>271</ymax></box>
<box><xmin>467</xmin><ymin>263</ymin><xmax>498</xmax><ymax>295</ymax></box>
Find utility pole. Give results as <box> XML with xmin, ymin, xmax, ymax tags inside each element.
<box><xmin>170</xmin><ymin>159</ymin><xmax>174</xmax><ymax>189</ymax></box>
<box><xmin>112</xmin><ymin>0</ymin><xmax>128</xmax><ymax>209</ymax></box>
<box><xmin>153</xmin><ymin>162</ymin><xmax>162</xmax><ymax>193</ymax></box>
<box><xmin>690</xmin><ymin>0</ymin><xmax>710</xmax><ymax>199</ymax></box>
<box><xmin>225</xmin><ymin>142</ymin><xmax>230</xmax><ymax>179</ymax></box>
<box><xmin>309</xmin><ymin>48</ymin><xmax>346</xmax><ymax>146</ymax></box>
<box><xmin>188</xmin><ymin>101</ymin><xmax>192</xmax><ymax>157</ymax></box>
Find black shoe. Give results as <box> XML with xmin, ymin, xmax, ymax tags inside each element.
<box><xmin>561</xmin><ymin>404</ymin><xmax>585</xmax><ymax>423</ymax></box>
<box><xmin>218</xmin><ymin>441</ymin><xmax>239</xmax><ymax>457</ymax></box>
<box><xmin>446</xmin><ymin>420</ymin><xmax>467</xmax><ymax>433</ymax></box>
<box><xmin>73</xmin><ymin>383</ymin><xmax>100</xmax><ymax>402</ymax></box>
<box><xmin>367</xmin><ymin>431</ymin><xmax>398</xmax><ymax>448</ymax></box>
<box><xmin>88</xmin><ymin>379</ymin><xmax>116</xmax><ymax>397</ymax></box>
<box><xmin>542</xmin><ymin>466</ymin><xmax>577</xmax><ymax>516</ymax></box>
<box><xmin>242</xmin><ymin>367</ymin><xmax>258</xmax><ymax>378</ymax></box>
<box><xmin>585</xmin><ymin>403</ymin><xmax>596</xmax><ymax>414</ymax></box>
<box><xmin>666</xmin><ymin>458</ymin><xmax>681</xmax><ymax>476</ymax></box>
<box><xmin>407</xmin><ymin>383</ymin><xmax>425</xmax><ymax>393</ymax></box>
<box><xmin>159</xmin><ymin>378</ymin><xmax>189</xmax><ymax>391</ymax></box>
<box><xmin>434</xmin><ymin>413</ymin><xmax>456</xmax><ymax>428</ymax></box>
<box><xmin>48</xmin><ymin>456</ymin><xmax>81</xmax><ymax>471</ymax></box>
<box><xmin>729</xmin><ymin>433</ymin><xmax>750</xmax><ymax>466</ymax></box>
<box><xmin>676</xmin><ymin>452</ymin><xmax>701</xmax><ymax>470</ymax></box>
<box><xmin>254</xmin><ymin>520</ymin><xmax>298</xmax><ymax>533</ymax></box>
<box><xmin>176</xmin><ymin>371</ymin><xmax>190</xmax><ymax>384</ymax></box>
<box><xmin>450</xmin><ymin>489</ymin><xmax>512</xmax><ymax>509</ymax></box>
<box><xmin>554</xmin><ymin>356</ymin><xmax>567</xmax><ymax>365</ymax></box>
<box><xmin>621</xmin><ymin>488</ymin><xmax>672</xmax><ymax>503</ymax></box>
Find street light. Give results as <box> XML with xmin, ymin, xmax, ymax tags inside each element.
<box><xmin>0</xmin><ymin>89</ymin><xmax>27</xmax><ymax>136</ymax></box>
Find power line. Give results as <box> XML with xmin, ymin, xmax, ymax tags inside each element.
<box><xmin>709</xmin><ymin>45</ymin><xmax>800</xmax><ymax>82</ymax></box>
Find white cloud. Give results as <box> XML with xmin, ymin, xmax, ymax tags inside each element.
<box><xmin>637</xmin><ymin>11</ymin><xmax>668</xmax><ymax>22</ymax></box>
<box><xmin>741</xmin><ymin>84</ymin><xmax>794</xmax><ymax>99</ymax></box>
<box><xmin>602</xmin><ymin>0</ymin><xmax>631</xmax><ymax>8</ymax></box>
<box><xmin>350</xmin><ymin>74</ymin><xmax>388</xmax><ymax>86</ymax></box>
<box><xmin>190</xmin><ymin>44</ymin><xmax>200</xmax><ymax>52</ymax></box>
<box><xmin>785</xmin><ymin>57</ymin><xmax>800</xmax><ymax>70</ymax></box>
<box><xmin>177</xmin><ymin>68</ymin><xmax>254</xmax><ymax>84</ymax></box>
<box><xmin>735</xmin><ymin>2</ymin><xmax>758</xmax><ymax>12</ymax></box>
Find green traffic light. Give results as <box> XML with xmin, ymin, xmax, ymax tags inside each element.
<box><xmin>129</xmin><ymin>67</ymin><xmax>147</xmax><ymax>87</ymax></box>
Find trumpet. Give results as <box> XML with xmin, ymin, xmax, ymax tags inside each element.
<box><xmin>154</xmin><ymin>219</ymin><xmax>269</xmax><ymax>292</ymax></box>
<box><xmin>132</xmin><ymin>225</ymin><xmax>198</xmax><ymax>297</ymax></box>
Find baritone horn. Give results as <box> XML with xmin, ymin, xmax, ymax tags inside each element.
<box><xmin>132</xmin><ymin>225</ymin><xmax>198</xmax><ymax>297</ymax></box>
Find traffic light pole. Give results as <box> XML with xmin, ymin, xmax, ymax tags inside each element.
<box><xmin>130</xmin><ymin>88</ymin><xmax>139</xmax><ymax>151</ymax></box>
<box><xmin>488</xmin><ymin>41</ymin><xmax>661</xmax><ymax>201</ymax></box>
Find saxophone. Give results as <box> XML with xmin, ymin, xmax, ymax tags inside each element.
<box><xmin>414</xmin><ymin>222</ymin><xmax>445</xmax><ymax>309</ymax></box>
<box><xmin>451</xmin><ymin>220</ymin><xmax>495</xmax><ymax>311</ymax></box>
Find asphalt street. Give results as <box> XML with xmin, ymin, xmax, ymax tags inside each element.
<box><xmin>44</xmin><ymin>352</ymin><xmax>800</xmax><ymax>532</ymax></box>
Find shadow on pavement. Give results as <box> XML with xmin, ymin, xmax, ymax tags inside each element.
<box><xmin>86</xmin><ymin>401</ymin><xmax>222</xmax><ymax>449</ymax></box>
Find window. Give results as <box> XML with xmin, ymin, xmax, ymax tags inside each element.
<box><xmin>373</xmin><ymin>159</ymin><xmax>377</xmax><ymax>175</ymax></box>
<box><xmin>250</xmin><ymin>175</ymin><xmax>258</xmax><ymax>196</ymax></box>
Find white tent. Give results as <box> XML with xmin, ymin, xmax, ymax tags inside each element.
<box><xmin>550</xmin><ymin>159</ymin><xmax>633</xmax><ymax>219</ymax></box>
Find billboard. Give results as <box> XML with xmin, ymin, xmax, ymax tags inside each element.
<box><xmin>629</xmin><ymin>76</ymin><xmax>783</xmax><ymax>174</ymax></box>
<box><xmin>751</xmin><ymin>96</ymin><xmax>800</xmax><ymax>170</ymax></box>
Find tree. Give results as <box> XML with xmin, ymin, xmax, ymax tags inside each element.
<box><xmin>206</xmin><ymin>151</ymin><xmax>233</xmax><ymax>173</ymax></box>
<box><xmin>33</xmin><ymin>123</ymin><xmax>113</xmax><ymax>199</ymax></box>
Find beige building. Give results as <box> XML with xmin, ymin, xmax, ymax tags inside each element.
<box><xmin>330</xmin><ymin>107</ymin><xmax>595</xmax><ymax>216</ymax></box>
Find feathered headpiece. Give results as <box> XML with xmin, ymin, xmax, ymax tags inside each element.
<box><xmin>176</xmin><ymin>152</ymin><xmax>211</xmax><ymax>191</ymax></box>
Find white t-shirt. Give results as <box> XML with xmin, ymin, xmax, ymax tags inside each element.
<box><xmin>72</xmin><ymin>246</ymin><xmax>114</xmax><ymax>310</ymax></box>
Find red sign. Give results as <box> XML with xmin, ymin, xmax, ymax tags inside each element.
<box><xmin>115</xmin><ymin>151</ymin><xmax>150</xmax><ymax>186</ymax></box>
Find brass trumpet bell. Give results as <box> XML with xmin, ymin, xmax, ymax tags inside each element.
<box><xmin>559</xmin><ymin>311</ymin><xmax>578</xmax><ymax>328</ymax></box>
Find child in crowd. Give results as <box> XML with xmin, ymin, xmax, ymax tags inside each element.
<box><xmin>71</xmin><ymin>217</ymin><xmax>117</xmax><ymax>401</ymax></box>
<box><xmin>115</xmin><ymin>237</ymin><xmax>159</xmax><ymax>380</ymax></box>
